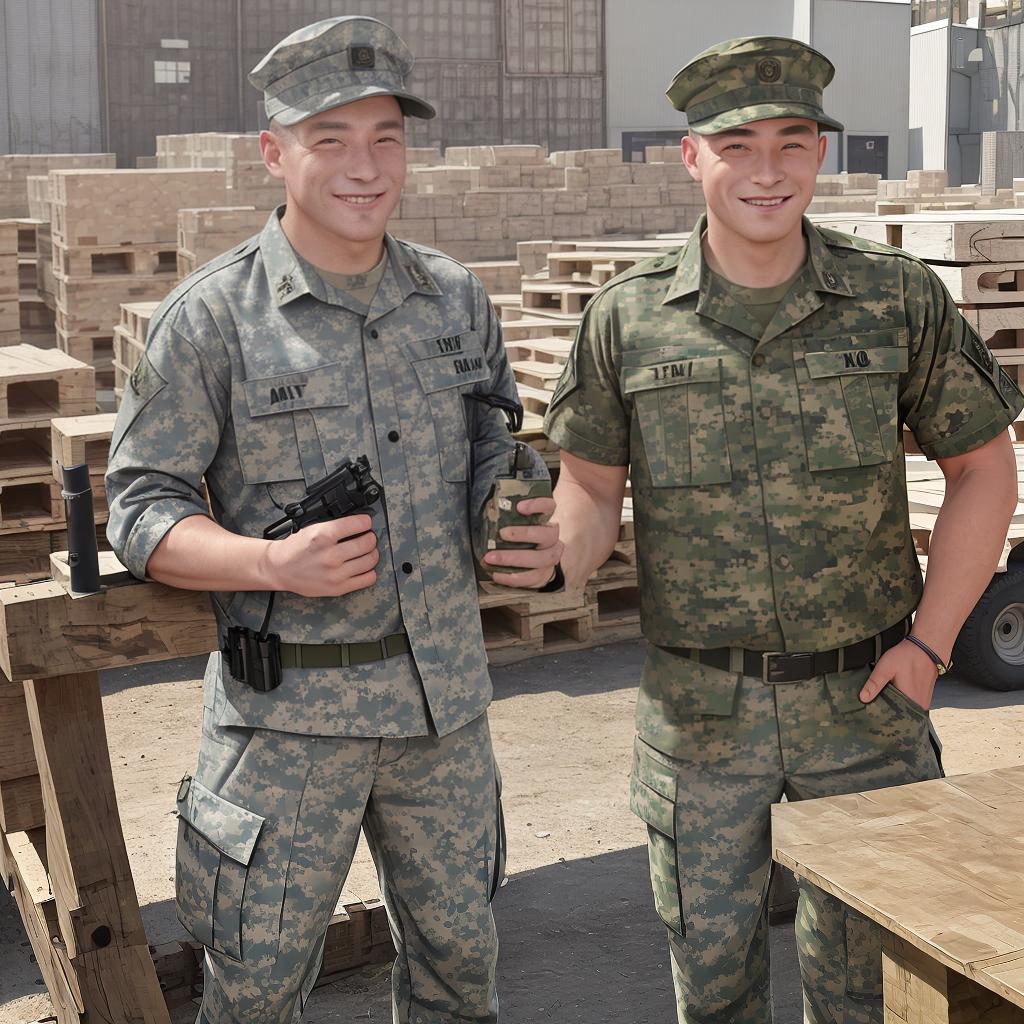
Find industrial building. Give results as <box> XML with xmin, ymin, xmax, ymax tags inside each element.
<box><xmin>1</xmin><ymin>0</ymin><xmax>605</xmax><ymax>166</ymax></box>
<box><xmin>605</xmin><ymin>0</ymin><xmax>913</xmax><ymax>178</ymax></box>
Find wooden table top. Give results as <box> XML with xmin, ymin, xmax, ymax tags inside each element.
<box><xmin>772</xmin><ymin>767</ymin><xmax>1024</xmax><ymax>1008</ymax></box>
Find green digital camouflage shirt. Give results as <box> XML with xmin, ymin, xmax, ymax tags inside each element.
<box><xmin>545</xmin><ymin>215</ymin><xmax>1023</xmax><ymax>653</ymax></box>
<box><xmin>106</xmin><ymin>210</ymin><xmax>537</xmax><ymax>738</ymax></box>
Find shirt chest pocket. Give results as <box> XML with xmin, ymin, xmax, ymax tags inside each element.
<box><xmin>621</xmin><ymin>355</ymin><xmax>732</xmax><ymax>487</ymax></box>
<box><xmin>795</xmin><ymin>332</ymin><xmax>909</xmax><ymax>472</ymax></box>
<box><xmin>237</xmin><ymin>361</ymin><xmax>349</xmax><ymax>485</ymax></box>
<box><xmin>408</xmin><ymin>332</ymin><xmax>490</xmax><ymax>482</ymax></box>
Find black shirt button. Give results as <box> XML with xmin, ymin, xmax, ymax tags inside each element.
<box><xmin>370</xmin><ymin>329</ymin><xmax>379</xmax><ymax>339</ymax></box>
<box><xmin>388</xmin><ymin>430</ymin><xmax>400</xmax><ymax>442</ymax></box>
<box><xmin>401</xmin><ymin>562</ymin><xmax>414</xmax><ymax>575</ymax></box>
<box><xmin>752</xmin><ymin>353</ymin><xmax>766</xmax><ymax>367</ymax></box>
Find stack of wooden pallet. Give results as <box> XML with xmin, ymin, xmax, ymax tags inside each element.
<box><xmin>814</xmin><ymin>213</ymin><xmax>1024</xmax><ymax>399</ymax></box>
<box><xmin>112</xmin><ymin>301</ymin><xmax>159</xmax><ymax>403</ymax></box>
<box><xmin>12</xmin><ymin>218</ymin><xmax>55</xmax><ymax>348</ymax></box>
<box><xmin>176</xmin><ymin>206</ymin><xmax>266</xmax><ymax>278</ymax></box>
<box><xmin>0</xmin><ymin>219</ymin><xmax>18</xmax><ymax>345</ymax></box>
<box><xmin>0</xmin><ymin>345</ymin><xmax>99</xmax><ymax>583</ymax></box>
<box><xmin>0</xmin><ymin>153</ymin><xmax>116</xmax><ymax>218</ymax></box>
<box><xmin>49</xmin><ymin>168</ymin><xmax>227</xmax><ymax>394</ymax></box>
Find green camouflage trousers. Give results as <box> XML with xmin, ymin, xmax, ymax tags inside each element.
<box><xmin>631</xmin><ymin>643</ymin><xmax>941</xmax><ymax>1024</ymax></box>
<box><xmin>176</xmin><ymin>709</ymin><xmax>504</xmax><ymax>1024</ymax></box>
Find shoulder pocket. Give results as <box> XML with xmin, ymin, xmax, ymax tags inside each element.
<box><xmin>236</xmin><ymin>360</ymin><xmax>349</xmax><ymax>485</ymax></box>
<box><xmin>621</xmin><ymin>354</ymin><xmax>732</xmax><ymax>487</ymax></box>
<box><xmin>796</xmin><ymin>330</ymin><xmax>909</xmax><ymax>471</ymax></box>
<box><xmin>176</xmin><ymin>776</ymin><xmax>266</xmax><ymax>962</ymax></box>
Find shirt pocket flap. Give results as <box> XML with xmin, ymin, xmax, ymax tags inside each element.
<box><xmin>177</xmin><ymin>776</ymin><xmax>265</xmax><ymax>866</ymax></box>
<box><xmin>409</xmin><ymin>334</ymin><xmax>490</xmax><ymax>393</ymax></box>
<box><xmin>243</xmin><ymin>360</ymin><xmax>349</xmax><ymax>418</ymax></box>
<box><xmin>804</xmin><ymin>345</ymin><xmax>909</xmax><ymax>379</ymax></box>
<box><xmin>621</xmin><ymin>356</ymin><xmax>722</xmax><ymax>395</ymax></box>
<box><xmin>629</xmin><ymin>744</ymin><xmax>676</xmax><ymax>838</ymax></box>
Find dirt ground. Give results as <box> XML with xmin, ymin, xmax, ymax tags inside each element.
<box><xmin>2</xmin><ymin>640</ymin><xmax>1023</xmax><ymax>1024</ymax></box>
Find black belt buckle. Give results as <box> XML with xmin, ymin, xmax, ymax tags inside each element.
<box><xmin>221</xmin><ymin>626</ymin><xmax>283</xmax><ymax>693</ymax></box>
<box><xmin>762</xmin><ymin>651</ymin><xmax>814</xmax><ymax>684</ymax></box>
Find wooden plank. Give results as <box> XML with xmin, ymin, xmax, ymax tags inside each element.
<box><xmin>0</xmin><ymin>771</ymin><xmax>44</xmax><ymax>831</ymax></box>
<box><xmin>0</xmin><ymin>677</ymin><xmax>35</xmax><ymax>780</ymax></box>
<box><xmin>24</xmin><ymin>670</ymin><xmax>170</xmax><ymax>1021</ymax></box>
<box><xmin>0</xmin><ymin>576</ymin><xmax>217</xmax><ymax>682</ymax></box>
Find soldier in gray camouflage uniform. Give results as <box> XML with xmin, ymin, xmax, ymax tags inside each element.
<box><xmin>106</xmin><ymin>17</ymin><xmax>562</xmax><ymax>1024</ymax></box>
<box><xmin>545</xmin><ymin>35</ymin><xmax>1022</xmax><ymax>1024</ymax></box>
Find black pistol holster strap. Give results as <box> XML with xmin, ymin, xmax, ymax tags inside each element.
<box><xmin>279</xmin><ymin>632</ymin><xmax>411</xmax><ymax>669</ymax></box>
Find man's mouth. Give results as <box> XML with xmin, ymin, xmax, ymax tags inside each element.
<box><xmin>741</xmin><ymin>196</ymin><xmax>790</xmax><ymax>208</ymax></box>
<box><xmin>336</xmin><ymin>194</ymin><xmax>384</xmax><ymax>205</ymax></box>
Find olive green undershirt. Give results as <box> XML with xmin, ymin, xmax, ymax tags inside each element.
<box><xmin>710</xmin><ymin>265</ymin><xmax>804</xmax><ymax>338</ymax></box>
<box><xmin>314</xmin><ymin>250</ymin><xmax>389</xmax><ymax>309</ymax></box>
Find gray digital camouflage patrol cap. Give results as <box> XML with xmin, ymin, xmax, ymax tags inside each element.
<box><xmin>249</xmin><ymin>16</ymin><xmax>436</xmax><ymax>126</ymax></box>
<box><xmin>666</xmin><ymin>36</ymin><xmax>844</xmax><ymax>134</ymax></box>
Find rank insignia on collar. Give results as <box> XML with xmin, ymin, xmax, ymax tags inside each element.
<box><xmin>277</xmin><ymin>273</ymin><xmax>295</xmax><ymax>299</ymax></box>
<box><xmin>407</xmin><ymin>263</ymin><xmax>432</xmax><ymax>290</ymax></box>
<box><xmin>823</xmin><ymin>271</ymin><xmax>838</xmax><ymax>289</ymax></box>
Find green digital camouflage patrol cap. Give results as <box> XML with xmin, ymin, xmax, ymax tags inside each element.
<box><xmin>249</xmin><ymin>16</ymin><xmax>436</xmax><ymax>126</ymax></box>
<box><xmin>666</xmin><ymin>36</ymin><xmax>844</xmax><ymax>134</ymax></box>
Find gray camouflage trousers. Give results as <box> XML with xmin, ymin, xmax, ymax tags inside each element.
<box><xmin>631</xmin><ymin>645</ymin><xmax>941</xmax><ymax>1024</ymax></box>
<box><xmin>176</xmin><ymin>709</ymin><xmax>503</xmax><ymax>1024</ymax></box>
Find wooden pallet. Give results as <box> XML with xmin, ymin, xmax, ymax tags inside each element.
<box><xmin>521</xmin><ymin>280</ymin><xmax>597</xmax><ymax>316</ymax></box>
<box><xmin>50</xmin><ymin>412</ymin><xmax>116</xmax><ymax>479</ymax></box>
<box><xmin>53</xmin><ymin>240</ymin><xmax>178</xmax><ymax>280</ymax></box>
<box><xmin>546</xmin><ymin>249</ymin><xmax>652</xmax><ymax>286</ymax></box>
<box><xmin>500</xmin><ymin>318</ymin><xmax>579</xmax><ymax>342</ymax></box>
<box><xmin>0</xmin><ymin>345</ymin><xmax>94</xmax><ymax>427</ymax></box>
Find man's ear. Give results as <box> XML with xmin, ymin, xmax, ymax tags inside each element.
<box><xmin>260</xmin><ymin>126</ymin><xmax>287</xmax><ymax>181</ymax></box>
<box><xmin>817</xmin><ymin>132</ymin><xmax>828</xmax><ymax>172</ymax></box>
<box><xmin>681</xmin><ymin>132</ymin><xmax>703</xmax><ymax>183</ymax></box>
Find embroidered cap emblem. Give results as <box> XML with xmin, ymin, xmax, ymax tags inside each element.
<box><xmin>350</xmin><ymin>45</ymin><xmax>375</xmax><ymax>69</ymax></box>
<box><xmin>757</xmin><ymin>57</ymin><xmax>782</xmax><ymax>83</ymax></box>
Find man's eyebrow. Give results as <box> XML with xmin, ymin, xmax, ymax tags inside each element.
<box><xmin>711</xmin><ymin>128</ymin><xmax>755</xmax><ymax>139</ymax></box>
<box><xmin>778</xmin><ymin>124</ymin><xmax>816</xmax><ymax>136</ymax></box>
<box><xmin>306</xmin><ymin>119</ymin><xmax>405</xmax><ymax>131</ymax></box>
<box><xmin>710</xmin><ymin>124</ymin><xmax>816</xmax><ymax>140</ymax></box>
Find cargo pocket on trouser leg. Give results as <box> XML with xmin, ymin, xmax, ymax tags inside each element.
<box><xmin>629</xmin><ymin>739</ymin><xmax>684</xmax><ymax>936</ymax></box>
<box><xmin>175</xmin><ymin>775</ymin><xmax>274</xmax><ymax>963</ymax></box>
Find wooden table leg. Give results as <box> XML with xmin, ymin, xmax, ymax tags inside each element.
<box><xmin>24</xmin><ymin>671</ymin><xmax>170</xmax><ymax>1024</ymax></box>
<box><xmin>882</xmin><ymin>931</ymin><xmax>1024</xmax><ymax>1023</ymax></box>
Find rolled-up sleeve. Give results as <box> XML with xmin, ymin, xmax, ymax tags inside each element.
<box><xmin>105</xmin><ymin>300</ymin><xmax>228</xmax><ymax>579</ymax></box>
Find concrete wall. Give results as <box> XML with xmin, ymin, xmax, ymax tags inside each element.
<box><xmin>605</xmin><ymin>0</ymin><xmax>910</xmax><ymax>177</ymax></box>
<box><xmin>813</xmin><ymin>0</ymin><xmax>911</xmax><ymax>178</ymax></box>
<box><xmin>909</xmin><ymin>22</ymin><xmax>950</xmax><ymax>172</ymax></box>
<box><xmin>604</xmin><ymin>0</ymin><xmax>803</xmax><ymax>150</ymax></box>
<box><xmin>0</xmin><ymin>0</ymin><xmax>103</xmax><ymax>155</ymax></box>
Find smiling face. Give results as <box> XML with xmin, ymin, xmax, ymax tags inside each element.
<box><xmin>260</xmin><ymin>94</ymin><xmax>407</xmax><ymax>269</ymax></box>
<box><xmin>681</xmin><ymin>117</ymin><xmax>827</xmax><ymax>250</ymax></box>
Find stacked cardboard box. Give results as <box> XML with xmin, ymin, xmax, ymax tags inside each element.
<box><xmin>0</xmin><ymin>154</ymin><xmax>117</xmax><ymax>218</ymax></box>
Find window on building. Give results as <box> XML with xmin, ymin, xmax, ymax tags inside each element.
<box><xmin>154</xmin><ymin>60</ymin><xmax>191</xmax><ymax>84</ymax></box>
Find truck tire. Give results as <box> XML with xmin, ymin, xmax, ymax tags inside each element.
<box><xmin>952</xmin><ymin>567</ymin><xmax>1024</xmax><ymax>691</ymax></box>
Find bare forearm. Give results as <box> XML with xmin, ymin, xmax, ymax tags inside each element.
<box><xmin>146</xmin><ymin>514</ymin><xmax>275</xmax><ymax>591</ymax></box>
<box><xmin>912</xmin><ymin>462</ymin><xmax>1018</xmax><ymax>661</ymax></box>
<box><xmin>552</xmin><ymin>476</ymin><xmax>624</xmax><ymax>590</ymax></box>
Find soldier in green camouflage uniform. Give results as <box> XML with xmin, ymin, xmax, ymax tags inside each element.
<box><xmin>545</xmin><ymin>36</ymin><xmax>1022</xmax><ymax>1024</ymax></box>
<box><xmin>106</xmin><ymin>17</ymin><xmax>562</xmax><ymax>1024</ymax></box>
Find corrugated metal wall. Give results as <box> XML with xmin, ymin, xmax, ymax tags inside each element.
<box><xmin>909</xmin><ymin>22</ymin><xmax>950</xmax><ymax>170</ymax></box>
<box><xmin>97</xmin><ymin>0</ymin><xmax>603</xmax><ymax>166</ymax></box>
<box><xmin>1</xmin><ymin>0</ymin><xmax>103</xmax><ymax>154</ymax></box>
<box><xmin>814</xmin><ymin>0</ymin><xmax>911</xmax><ymax>179</ymax></box>
<box><xmin>604</xmin><ymin>0</ymin><xmax>801</xmax><ymax>149</ymax></box>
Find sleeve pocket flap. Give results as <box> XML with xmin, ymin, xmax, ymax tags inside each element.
<box><xmin>804</xmin><ymin>346</ymin><xmax>908</xmax><ymax>379</ymax></box>
<box><xmin>177</xmin><ymin>777</ymin><xmax>265</xmax><ymax>866</ymax></box>
<box><xmin>243</xmin><ymin>360</ymin><xmax>349</xmax><ymax>417</ymax></box>
<box><xmin>622</xmin><ymin>356</ymin><xmax>721</xmax><ymax>395</ymax></box>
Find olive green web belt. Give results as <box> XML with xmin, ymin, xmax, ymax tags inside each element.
<box><xmin>279</xmin><ymin>631</ymin><xmax>411</xmax><ymax>669</ymax></box>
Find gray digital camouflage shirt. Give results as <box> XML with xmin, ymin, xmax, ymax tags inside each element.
<box><xmin>106</xmin><ymin>210</ymin><xmax>535</xmax><ymax>738</ymax></box>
